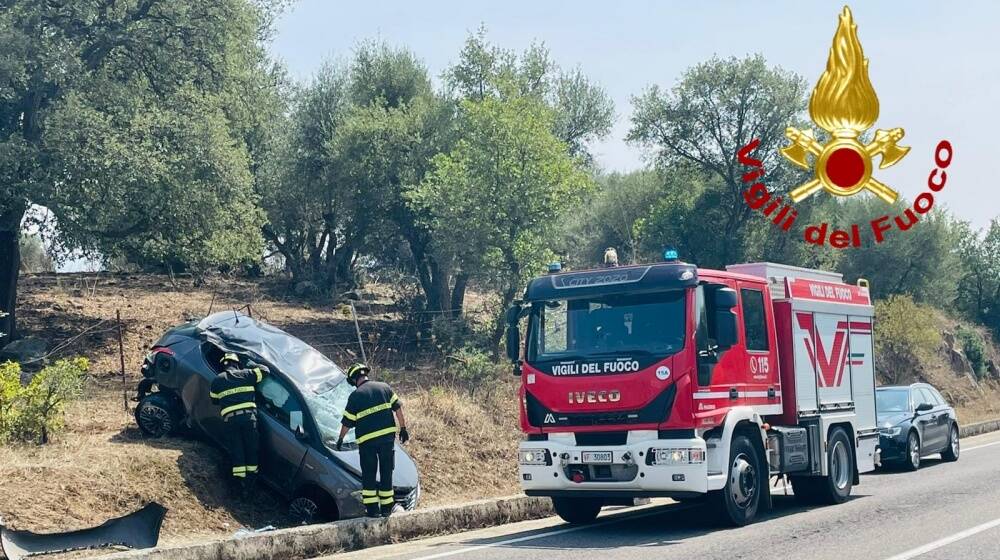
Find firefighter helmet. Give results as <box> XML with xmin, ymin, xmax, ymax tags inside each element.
<box><xmin>220</xmin><ymin>353</ymin><xmax>240</xmax><ymax>366</ymax></box>
<box><xmin>346</xmin><ymin>363</ymin><xmax>370</xmax><ymax>386</ymax></box>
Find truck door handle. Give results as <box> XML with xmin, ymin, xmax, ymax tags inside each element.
<box><xmin>729</xmin><ymin>388</ymin><xmax>739</xmax><ymax>399</ymax></box>
<box><xmin>767</xmin><ymin>387</ymin><xmax>776</xmax><ymax>398</ymax></box>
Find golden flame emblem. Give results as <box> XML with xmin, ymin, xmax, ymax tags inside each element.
<box><xmin>782</xmin><ymin>6</ymin><xmax>909</xmax><ymax>203</ymax></box>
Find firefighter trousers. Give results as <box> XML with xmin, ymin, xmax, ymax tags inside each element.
<box><xmin>226</xmin><ymin>412</ymin><xmax>259</xmax><ymax>489</ymax></box>
<box><xmin>359</xmin><ymin>437</ymin><xmax>395</xmax><ymax>516</ymax></box>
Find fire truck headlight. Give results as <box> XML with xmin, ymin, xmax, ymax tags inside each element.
<box><xmin>520</xmin><ymin>449</ymin><xmax>551</xmax><ymax>466</ymax></box>
<box><xmin>650</xmin><ymin>448</ymin><xmax>705</xmax><ymax>465</ymax></box>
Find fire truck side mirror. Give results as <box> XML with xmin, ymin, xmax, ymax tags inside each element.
<box><xmin>505</xmin><ymin>305</ymin><xmax>522</xmax><ymax>366</ymax></box>
<box><xmin>714</xmin><ymin>288</ymin><xmax>739</xmax><ymax>351</ymax></box>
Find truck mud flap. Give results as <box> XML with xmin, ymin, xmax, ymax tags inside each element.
<box><xmin>0</xmin><ymin>502</ymin><xmax>166</xmax><ymax>560</ymax></box>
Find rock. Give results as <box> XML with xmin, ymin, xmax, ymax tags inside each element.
<box><xmin>942</xmin><ymin>330</ymin><xmax>956</xmax><ymax>350</ymax></box>
<box><xmin>988</xmin><ymin>360</ymin><xmax>1000</xmax><ymax>380</ymax></box>
<box><xmin>0</xmin><ymin>337</ymin><xmax>48</xmax><ymax>364</ymax></box>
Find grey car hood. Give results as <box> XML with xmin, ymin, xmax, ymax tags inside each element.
<box><xmin>196</xmin><ymin>312</ymin><xmax>419</xmax><ymax>489</ymax></box>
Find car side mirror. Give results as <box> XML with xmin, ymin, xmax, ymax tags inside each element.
<box><xmin>915</xmin><ymin>402</ymin><xmax>933</xmax><ymax>413</ymax></box>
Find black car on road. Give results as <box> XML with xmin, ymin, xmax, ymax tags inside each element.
<box><xmin>133</xmin><ymin>312</ymin><xmax>419</xmax><ymax>522</ymax></box>
<box><xmin>876</xmin><ymin>383</ymin><xmax>959</xmax><ymax>470</ymax></box>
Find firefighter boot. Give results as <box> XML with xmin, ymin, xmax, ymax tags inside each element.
<box><xmin>365</xmin><ymin>503</ymin><xmax>381</xmax><ymax>518</ymax></box>
<box><xmin>381</xmin><ymin>504</ymin><xmax>395</xmax><ymax>518</ymax></box>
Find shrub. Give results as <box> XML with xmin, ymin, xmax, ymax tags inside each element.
<box><xmin>0</xmin><ymin>358</ymin><xmax>87</xmax><ymax>445</ymax></box>
<box><xmin>444</xmin><ymin>348</ymin><xmax>504</xmax><ymax>398</ymax></box>
<box><xmin>874</xmin><ymin>295</ymin><xmax>942</xmax><ymax>385</ymax></box>
<box><xmin>957</xmin><ymin>326</ymin><xmax>987</xmax><ymax>378</ymax></box>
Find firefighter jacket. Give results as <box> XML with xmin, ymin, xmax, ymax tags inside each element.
<box><xmin>210</xmin><ymin>363</ymin><xmax>267</xmax><ymax>418</ymax></box>
<box><xmin>341</xmin><ymin>380</ymin><xmax>400</xmax><ymax>445</ymax></box>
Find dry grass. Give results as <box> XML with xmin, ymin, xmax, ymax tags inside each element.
<box><xmin>2</xmin><ymin>273</ymin><xmax>519</xmax><ymax>546</ymax></box>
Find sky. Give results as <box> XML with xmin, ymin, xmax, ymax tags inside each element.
<box><xmin>270</xmin><ymin>0</ymin><xmax>1000</xmax><ymax>229</ymax></box>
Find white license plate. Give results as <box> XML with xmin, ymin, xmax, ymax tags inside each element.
<box><xmin>581</xmin><ymin>451</ymin><xmax>613</xmax><ymax>464</ymax></box>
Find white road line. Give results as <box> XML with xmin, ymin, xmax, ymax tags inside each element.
<box><xmin>962</xmin><ymin>439</ymin><xmax>1000</xmax><ymax>453</ymax></box>
<box><xmin>882</xmin><ymin>517</ymin><xmax>1000</xmax><ymax>560</ymax></box>
<box><xmin>406</xmin><ymin>504</ymin><xmax>693</xmax><ymax>560</ymax></box>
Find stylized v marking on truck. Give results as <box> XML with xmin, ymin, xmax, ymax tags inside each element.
<box><xmin>795</xmin><ymin>313</ymin><xmax>850</xmax><ymax>388</ymax></box>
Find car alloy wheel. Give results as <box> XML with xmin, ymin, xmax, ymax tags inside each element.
<box><xmin>289</xmin><ymin>497</ymin><xmax>320</xmax><ymax>525</ymax></box>
<box><xmin>907</xmin><ymin>432</ymin><xmax>921</xmax><ymax>470</ymax></box>
<box><xmin>951</xmin><ymin>427</ymin><xmax>959</xmax><ymax>456</ymax></box>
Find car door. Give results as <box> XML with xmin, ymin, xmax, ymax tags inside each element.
<box><xmin>923</xmin><ymin>386</ymin><xmax>952</xmax><ymax>452</ymax></box>
<box><xmin>256</xmin><ymin>375</ymin><xmax>310</xmax><ymax>497</ymax></box>
<box><xmin>915</xmin><ymin>387</ymin><xmax>945</xmax><ymax>451</ymax></box>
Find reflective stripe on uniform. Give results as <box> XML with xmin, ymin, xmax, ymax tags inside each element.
<box><xmin>343</xmin><ymin>410</ymin><xmax>357</xmax><ymax>421</ymax></box>
<box><xmin>361</xmin><ymin>489</ymin><xmax>377</xmax><ymax>496</ymax></box>
<box><xmin>380</xmin><ymin>496</ymin><xmax>394</xmax><ymax>505</ymax></box>
<box><xmin>221</xmin><ymin>402</ymin><xmax>257</xmax><ymax>416</ymax></box>
<box><xmin>255</xmin><ymin>368</ymin><xmax>263</xmax><ymax>383</ymax></box>
<box><xmin>355</xmin><ymin>402</ymin><xmax>393</xmax><ymax>420</ymax></box>
<box><xmin>245</xmin><ymin>465</ymin><xmax>258</xmax><ymax>473</ymax></box>
<box><xmin>210</xmin><ymin>386</ymin><xmax>255</xmax><ymax>399</ymax></box>
<box><xmin>362</xmin><ymin>497</ymin><xmax>379</xmax><ymax>504</ymax></box>
<box><xmin>389</xmin><ymin>393</ymin><xmax>398</xmax><ymax>405</ymax></box>
<box><xmin>378</xmin><ymin>490</ymin><xmax>394</xmax><ymax>497</ymax></box>
<box><xmin>233</xmin><ymin>466</ymin><xmax>247</xmax><ymax>473</ymax></box>
<box><xmin>356</xmin><ymin>426</ymin><xmax>397</xmax><ymax>445</ymax></box>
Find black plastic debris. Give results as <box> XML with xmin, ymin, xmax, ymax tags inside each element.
<box><xmin>0</xmin><ymin>502</ymin><xmax>166</xmax><ymax>560</ymax></box>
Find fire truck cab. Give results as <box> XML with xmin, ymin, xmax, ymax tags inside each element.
<box><xmin>506</xmin><ymin>259</ymin><xmax>878</xmax><ymax>526</ymax></box>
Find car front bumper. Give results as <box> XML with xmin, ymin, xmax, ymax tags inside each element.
<box><xmin>878</xmin><ymin>433</ymin><xmax>909</xmax><ymax>463</ymax></box>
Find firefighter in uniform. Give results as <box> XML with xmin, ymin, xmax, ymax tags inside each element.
<box><xmin>336</xmin><ymin>363</ymin><xmax>409</xmax><ymax>518</ymax></box>
<box><xmin>210</xmin><ymin>353</ymin><xmax>269</xmax><ymax>495</ymax></box>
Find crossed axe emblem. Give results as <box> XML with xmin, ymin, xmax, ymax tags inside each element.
<box><xmin>781</xmin><ymin>126</ymin><xmax>910</xmax><ymax>204</ymax></box>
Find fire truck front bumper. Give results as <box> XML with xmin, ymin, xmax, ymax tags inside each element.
<box><xmin>518</xmin><ymin>435</ymin><xmax>708</xmax><ymax>497</ymax></box>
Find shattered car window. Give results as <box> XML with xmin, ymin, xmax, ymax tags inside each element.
<box><xmin>303</xmin><ymin>380</ymin><xmax>356</xmax><ymax>446</ymax></box>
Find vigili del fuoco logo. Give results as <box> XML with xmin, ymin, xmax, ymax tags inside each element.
<box><xmin>737</xmin><ymin>6</ymin><xmax>953</xmax><ymax>249</ymax></box>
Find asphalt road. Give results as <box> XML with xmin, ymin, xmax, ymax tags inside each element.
<box><xmin>322</xmin><ymin>429</ymin><xmax>1000</xmax><ymax>560</ymax></box>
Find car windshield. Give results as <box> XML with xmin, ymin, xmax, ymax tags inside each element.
<box><xmin>302</xmin><ymin>379</ymin><xmax>356</xmax><ymax>446</ymax></box>
<box><xmin>527</xmin><ymin>290</ymin><xmax>686</xmax><ymax>361</ymax></box>
<box><xmin>876</xmin><ymin>388</ymin><xmax>910</xmax><ymax>412</ymax></box>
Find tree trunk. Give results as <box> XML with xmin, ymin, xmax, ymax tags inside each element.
<box><xmin>450</xmin><ymin>272</ymin><xmax>469</xmax><ymax>317</ymax></box>
<box><xmin>0</xmin><ymin>205</ymin><xmax>26</xmax><ymax>342</ymax></box>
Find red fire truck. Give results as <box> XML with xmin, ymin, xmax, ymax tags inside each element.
<box><xmin>504</xmin><ymin>258</ymin><xmax>879</xmax><ymax>525</ymax></box>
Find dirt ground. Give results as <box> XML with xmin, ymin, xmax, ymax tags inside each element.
<box><xmin>3</xmin><ymin>273</ymin><xmax>999</xmax><ymax>549</ymax></box>
<box><xmin>1</xmin><ymin>273</ymin><xmax>520</xmax><ymax>546</ymax></box>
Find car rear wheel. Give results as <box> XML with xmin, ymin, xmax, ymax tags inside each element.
<box><xmin>135</xmin><ymin>392</ymin><xmax>182</xmax><ymax>438</ymax></box>
<box><xmin>941</xmin><ymin>424</ymin><xmax>960</xmax><ymax>462</ymax></box>
<box><xmin>904</xmin><ymin>431</ymin><xmax>921</xmax><ymax>471</ymax></box>
<box><xmin>552</xmin><ymin>497</ymin><xmax>603</xmax><ymax>524</ymax></box>
<box><xmin>289</xmin><ymin>489</ymin><xmax>337</xmax><ymax>525</ymax></box>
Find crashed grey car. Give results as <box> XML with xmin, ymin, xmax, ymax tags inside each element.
<box><xmin>133</xmin><ymin>311</ymin><xmax>419</xmax><ymax>522</ymax></box>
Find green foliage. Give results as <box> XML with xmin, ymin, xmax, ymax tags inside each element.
<box><xmin>873</xmin><ymin>296</ymin><xmax>942</xmax><ymax>385</ymax></box>
<box><xmin>411</xmin><ymin>95</ymin><xmax>593</xmax><ymax>345</ymax></box>
<box><xmin>956</xmin><ymin>219</ymin><xmax>1000</xmax><ymax>340</ymax></box>
<box><xmin>957</xmin><ymin>326</ymin><xmax>987</xmax><ymax>378</ymax></box>
<box><xmin>443</xmin><ymin>348</ymin><xmax>504</xmax><ymax>398</ymax></box>
<box><xmin>0</xmin><ymin>358</ymin><xmax>87</xmax><ymax>445</ymax></box>
<box><xmin>19</xmin><ymin>233</ymin><xmax>53</xmax><ymax>273</ymax></box>
<box><xmin>836</xmin><ymin>199</ymin><xmax>962</xmax><ymax>303</ymax></box>
<box><xmin>628</xmin><ymin>55</ymin><xmax>808</xmax><ymax>266</ymax></box>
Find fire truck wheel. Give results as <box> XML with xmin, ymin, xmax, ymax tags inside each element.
<box><xmin>791</xmin><ymin>428</ymin><xmax>853</xmax><ymax>505</ymax></box>
<box><xmin>712</xmin><ymin>434</ymin><xmax>764</xmax><ymax>526</ymax></box>
<box><xmin>551</xmin><ymin>497</ymin><xmax>603</xmax><ymax>524</ymax></box>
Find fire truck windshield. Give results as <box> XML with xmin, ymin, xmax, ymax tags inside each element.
<box><xmin>526</xmin><ymin>290</ymin><xmax>686</xmax><ymax>362</ymax></box>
